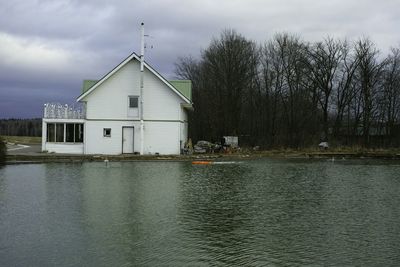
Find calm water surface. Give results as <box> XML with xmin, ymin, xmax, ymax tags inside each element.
<box><xmin>1</xmin><ymin>159</ymin><xmax>400</xmax><ymax>266</ymax></box>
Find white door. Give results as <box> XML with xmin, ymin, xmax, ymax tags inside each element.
<box><xmin>122</xmin><ymin>127</ymin><xmax>134</xmax><ymax>153</ymax></box>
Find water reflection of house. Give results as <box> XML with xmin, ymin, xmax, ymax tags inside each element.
<box><xmin>42</xmin><ymin>53</ymin><xmax>192</xmax><ymax>155</ymax></box>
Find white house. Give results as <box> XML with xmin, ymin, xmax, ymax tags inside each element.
<box><xmin>42</xmin><ymin>52</ymin><xmax>192</xmax><ymax>155</ymax></box>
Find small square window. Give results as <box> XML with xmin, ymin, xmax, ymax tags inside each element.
<box><xmin>129</xmin><ymin>97</ymin><xmax>138</xmax><ymax>108</ymax></box>
<box><xmin>103</xmin><ymin>128</ymin><xmax>111</xmax><ymax>137</ymax></box>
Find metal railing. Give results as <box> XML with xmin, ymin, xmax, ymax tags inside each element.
<box><xmin>43</xmin><ymin>103</ymin><xmax>86</xmax><ymax>119</ymax></box>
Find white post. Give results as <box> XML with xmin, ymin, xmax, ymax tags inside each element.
<box><xmin>42</xmin><ymin>104</ymin><xmax>47</xmax><ymax>152</ymax></box>
<box><xmin>140</xmin><ymin>22</ymin><xmax>145</xmax><ymax>155</ymax></box>
<box><xmin>44</xmin><ymin>104</ymin><xmax>47</xmax><ymax>118</ymax></box>
<box><xmin>41</xmin><ymin>121</ymin><xmax>46</xmax><ymax>152</ymax></box>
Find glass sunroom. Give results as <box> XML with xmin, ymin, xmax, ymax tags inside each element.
<box><xmin>42</xmin><ymin>103</ymin><xmax>86</xmax><ymax>154</ymax></box>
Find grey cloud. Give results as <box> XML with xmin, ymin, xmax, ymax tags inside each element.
<box><xmin>1</xmin><ymin>0</ymin><xmax>399</xmax><ymax>118</ymax></box>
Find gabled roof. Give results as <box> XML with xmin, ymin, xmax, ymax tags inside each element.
<box><xmin>169</xmin><ymin>80</ymin><xmax>192</xmax><ymax>101</ymax></box>
<box><xmin>77</xmin><ymin>52</ymin><xmax>191</xmax><ymax>104</ymax></box>
<box><xmin>82</xmin><ymin>80</ymin><xmax>97</xmax><ymax>94</ymax></box>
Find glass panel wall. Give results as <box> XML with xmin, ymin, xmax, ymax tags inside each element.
<box><xmin>66</xmin><ymin>124</ymin><xmax>75</xmax><ymax>142</ymax></box>
<box><xmin>47</xmin><ymin>124</ymin><xmax>55</xmax><ymax>142</ymax></box>
<box><xmin>56</xmin><ymin>124</ymin><xmax>64</xmax><ymax>142</ymax></box>
<box><xmin>46</xmin><ymin>123</ymin><xmax>84</xmax><ymax>143</ymax></box>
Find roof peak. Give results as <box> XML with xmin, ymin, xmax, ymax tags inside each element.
<box><xmin>77</xmin><ymin>53</ymin><xmax>191</xmax><ymax>104</ymax></box>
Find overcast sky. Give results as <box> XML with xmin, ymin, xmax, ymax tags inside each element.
<box><xmin>0</xmin><ymin>0</ymin><xmax>399</xmax><ymax>118</ymax></box>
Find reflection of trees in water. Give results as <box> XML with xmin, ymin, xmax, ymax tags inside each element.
<box><xmin>245</xmin><ymin>161</ymin><xmax>400</xmax><ymax>266</ymax></box>
<box><xmin>2</xmin><ymin>160</ymin><xmax>398</xmax><ymax>266</ymax></box>
<box><xmin>254</xmin><ymin>162</ymin><xmax>331</xmax><ymax>264</ymax></box>
<box><xmin>177</xmin><ymin>163</ymin><xmax>261</xmax><ymax>264</ymax></box>
<box><xmin>177</xmin><ymin>160</ymin><xmax>337</xmax><ymax>265</ymax></box>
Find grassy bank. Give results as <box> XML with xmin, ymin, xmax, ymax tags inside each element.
<box><xmin>1</xmin><ymin>135</ymin><xmax>41</xmax><ymax>144</ymax></box>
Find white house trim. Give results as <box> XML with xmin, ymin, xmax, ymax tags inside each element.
<box><xmin>77</xmin><ymin>53</ymin><xmax>191</xmax><ymax>104</ymax></box>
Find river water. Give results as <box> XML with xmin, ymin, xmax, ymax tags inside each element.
<box><xmin>0</xmin><ymin>159</ymin><xmax>399</xmax><ymax>266</ymax></box>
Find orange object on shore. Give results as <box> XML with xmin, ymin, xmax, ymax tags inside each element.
<box><xmin>192</xmin><ymin>161</ymin><xmax>213</xmax><ymax>165</ymax></box>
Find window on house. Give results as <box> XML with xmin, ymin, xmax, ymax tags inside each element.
<box><xmin>103</xmin><ymin>128</ymin><xmax>111</xmax><ymax>137</ymax></box>
<box><xmin>66</xmin><ymin>124</ymin><xmax>75</xmax><ymax>142</ymax></box>
<box><xmin>56</xmin><ymin>123</ymin><xmax>64</xmax><ymax>142</ymax></box>
<box><xmin>46</xmin><ymin>123</ymin><xmax>84</xmax><ymax>143</ymax></box>
<box><xmin>128</xmin><ymin>96</ymin><xmax>139</xmax><ymax>117</ymax></box>
<box><xmin>129</xmin><ymin>96</ymin><xmax>139</xmax><ymax>108</ymax></box>
<box><xmin>47</xmin><ymin>124</ymin><xmax>55</xmax><ymax>142</ymax></box>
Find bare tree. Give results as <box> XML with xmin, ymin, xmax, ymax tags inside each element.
<box><xmin>175</xmin><ymin>30</ymin><xmax>258</xmax><ymax>142</ymax></box>
<box><xmin>305</xmin><ymin>37</ymin><xmax>345</xmax><ymax>141</ymax></box>
<box><xmin>203</xmin><ymin>30</ymin><xmax>258</xmax><ymax>138</ymax></box>
<box><xmin>175</xmin><ymin>31</ymin><xmax>400</xmax><ymax>149</ymax></box>
<box><xmin>174</xmin><ymin>56</ymin><xmax>207</xmax><ymax>141</ymax></box>
<box><xmin>259</xmin><ymin>37</ymin><xmax>286</xmax><ymax>146</ymax></box>
<box><xmin>354</xmin><ymin>38</ymin><xmax>387</xmax><ymax>146</ymax></box>
<box><xmin>331</xmin><ymin>41</ymin><xmax>360</xmax><ymax>141</ymax></box>
<box><xmin>381</xmin><ymin>47</ymin><xmax>400</xmax><ymax>145</ymax></box>
<box><xmin>274</xmin><ymin>33</ymin><xmax>315</xmax><ymax>147</ymax></box>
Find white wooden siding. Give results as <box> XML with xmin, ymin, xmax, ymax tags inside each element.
<box><xmin>143</xmin><ymin>69</ymin><xmax>182</xmax><ymax>120</ymax></box>
<box><xmin>84</xmin><ymin>120</ymin><xmax>181</xmax><ymax>155</ymax></box>
<box><xmin>45</xmin><ymin>143</ymin><xmax>84</xmax><ymax>154</ymax></box>
<box><xmin>83</xmin><ymin>60</ymin><xmax>183</xmax><ymax>121</ymax></box>
<box><xmin>143</xmin><ymin>122</ymin><xmax>181</xmax><ymax>154</ymax></box>
<box><xmin>180</xmin><ymin>107</ymin><xmax>189</xmax><ymax>148</ymax></box>
<box><xmin>84</xmin><ymin>61</ymin><xmax>139</xmax><ymax>119</ymax></box>
<box><xmin>85</xmin><ymin>121</ymin><xmax>134</xmax><ymax>155</ymax></box>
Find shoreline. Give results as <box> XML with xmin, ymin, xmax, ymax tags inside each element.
<box><xmin>5</xmin><ymin>150</ymin><xmax>400</xmax><ymax>164</ymax></box>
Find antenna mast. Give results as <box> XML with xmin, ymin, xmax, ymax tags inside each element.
<box><xmin>140</xmin><ymin>22</ymin><xmax>145</xmax><ymax>155</ymax></box>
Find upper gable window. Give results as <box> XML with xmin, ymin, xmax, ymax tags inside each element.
<box><xmin>128</xmin><ymin>96</ymin><xmax>139</xmax><ymax>117</ymax></box>
<box><xmin>129</xmin><ymin>97</ymin><xmax>138</xmax><ymax>108</ymax></box>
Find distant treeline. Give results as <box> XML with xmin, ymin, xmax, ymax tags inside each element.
<box><xmin>0</xmin><ymin>119</ymin><xmax>42</xmax><ymax>137</ymax></box>
<box><xmin>175</xmin><ymin>30</ymin><xmax>400</xmax><ymax>148</ymax></box>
